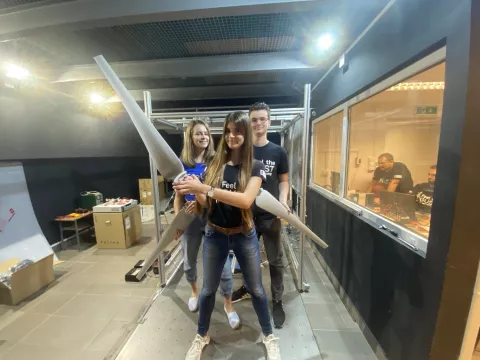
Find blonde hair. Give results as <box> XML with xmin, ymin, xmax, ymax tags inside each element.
<box><xmin>180</xmin><ymin>119</ymin><xmax>215</xmax><ymax>167</ymax></box>
<box><xmin>198</xmin><ymin>112</ymin><xmax>254</xmax><ymax>228</ymax></box>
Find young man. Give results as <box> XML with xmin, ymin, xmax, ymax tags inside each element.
<box><xmin>412</xmin><ymin>165</ymin><xmax>436</xmax><ymax>212</ymax></box>
<box><xmin>231</xmin><ymin>102</ymin><xmax>289</xmax><ymax>329</ymax></box>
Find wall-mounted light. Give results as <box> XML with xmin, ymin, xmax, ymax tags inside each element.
<box><xmin>4</xmin><ymin>62</ymin><xmax>30</xmax><ymax>80</ymax></box>
<box><xmin>387</xmin><ymin>81</ymin><xmax>445</xmax><ymax>91</ymax></box>
<box><xmin>317</xmin><ymin>33</ymin><xmax>334</xmax><ymax>51</ymax></box>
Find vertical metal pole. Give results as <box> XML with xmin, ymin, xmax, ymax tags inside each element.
<box><xmin>339</xmin><ymin>105</ymin><xmax>350</xmax><ymax>199</ymax></box>
<box><xmin>299</xmin><ymin>84</ymin><xmax>312</xmax><ymax>292</ymax></box>
<box><xmin>144</xmin><ymin>91</ymin><xmax>166</xmax><ymax>286</ymax></box>
<box><xmin>288</xmin><ymin>123</ymin><xmax>294</xmax><ymax>205</ymax></box>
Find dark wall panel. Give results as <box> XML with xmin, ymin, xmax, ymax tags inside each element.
<box><xmin>22</xmin><ymin>157</ymin><xmax>150</xmax><ymax>245</ymax></box>
<box><xmin>0</xmin><ymin>92</ymin><xmax>148</xmax><ymax>160</ymax></box>
<box><xmin>307</xmin><ymin>0</ymin><xmax>472</xmax><ymax>359</ymax></box>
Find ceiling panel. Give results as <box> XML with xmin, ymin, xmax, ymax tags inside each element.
<box><xmin>185</xmin><ymin>36</ymin><xmax>296</xmax><ymax>56</ymax></box>
<box><xmin>204</xmin><ymin>72</ymin><xmax>282</xmax><ymax>85</ymax></box>
<box><xmin>0</xmin><ymin>0</ymin><xmax>73</xmax><ymax>12</ymax></box>
<box><xmin>21</xmin><ymin>12</ymin><xmax>315</xmax><ymax>64</ymax></box>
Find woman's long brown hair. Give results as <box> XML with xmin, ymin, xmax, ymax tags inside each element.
<box><xmin>180</xmin><ymin>119</ymin><xmax>215</xmax><ymax>167</ymax></box>
<box><xmin>197</xmin><ymin>111</ymin><xmax>254</xmax><ymax>228</ymax></box>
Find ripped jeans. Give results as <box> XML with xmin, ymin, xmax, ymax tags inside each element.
<box><xmin>197</xmin><ymin>225</ymin><xmax>272</xmax><ymax>337</ymax></box>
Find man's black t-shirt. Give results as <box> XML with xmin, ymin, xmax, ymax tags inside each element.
<box><xmin>252</xmin><ymin>142</ymin><xmax>289</xmax><ymax>219</ymax></box>
<box><xmin>373</xmin><ymin>162</ymin><xmax>413</xmax><ymax>193</ymax></box>
<box><xmin>412</xmin><ymin>183</ymin><xmax>434</xmax><ymax>212</ymax></box>
<box><xmin>208</xmin><ymin>160</ymin><xmax>266</xmax><ymax>228</ymax></box>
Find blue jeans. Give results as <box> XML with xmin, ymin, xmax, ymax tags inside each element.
<box><xmin>197</xmin><ymin>225</ymin><xmax>273</xmax><ymax>337</ymax></box>
<box><xmin>180</xmin><ymin>215</ymin><xmax>233</xmax><ymax>297</ymax></box>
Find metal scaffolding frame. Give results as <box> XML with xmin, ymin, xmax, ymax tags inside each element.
<box><xmin>144</xmin><ymin>85</ymin><xmax>311</xmax><ymax>292</ymax></box>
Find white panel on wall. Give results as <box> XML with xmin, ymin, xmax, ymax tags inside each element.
<box><xmin>0</xmin><ymin>163</ymin><xmax>55</xmax><ymax>262</ymax></box>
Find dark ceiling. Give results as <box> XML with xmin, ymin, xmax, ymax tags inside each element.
<box><xmin>0</xmin><ymin>0</ymin><xmax>391</xmax><ymax>110</ymax></box>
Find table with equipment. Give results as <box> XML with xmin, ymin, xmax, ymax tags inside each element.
<box><xmin>55</xmin><ymin>211</ymin><xmax>94</xmax><ymax>249</ymax></box>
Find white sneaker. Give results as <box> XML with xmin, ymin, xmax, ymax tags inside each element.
<box><xmin>224</xmin><ymin>306</ymin><xmax>241</xmax><ymax>329</ymax></box>
<box><xmin>263</xmin><ymin>334</ymin><xmax>281</xmax><ymax>360</ymax></box>
<box><xmin>185</xmin><ymin>334</ymin><xmax>210</xmax><ymax>360</ymax></box>
<box><xmin>188</xmin><ymin>296</ymin><xmax>199</xmax><ymax>312</ymax></box>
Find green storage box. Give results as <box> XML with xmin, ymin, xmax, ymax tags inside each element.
<box><xmin>79</xmin><ymin>191</ymin><xmax>103</xmax><ymax>210</ymax></box>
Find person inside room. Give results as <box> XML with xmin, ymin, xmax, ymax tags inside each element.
<box><xmin>368</xmin><ymin>153</ymin><xmax>413</xmax><ymax>194</ymax></box>
<box><xmin>411</xmin><ymin>165</ymin><xmax>436</xmax><ymax>213</ymax></box>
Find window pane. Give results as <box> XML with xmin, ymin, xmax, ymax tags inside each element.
<box><xmin>347</xmin><ymin>62</ymin><xmax>445</xmax><ymax>240</ymax></box>
<box><xmin>312</xmin><ymin>111</ymin><xmax>344</xmax><ymax>195</ymax></box>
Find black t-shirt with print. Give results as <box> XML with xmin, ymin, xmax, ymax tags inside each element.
<box><xmin>252</xmin><ymin>142</ymin><xmax>289</xmax><ymax>219</ymax></box>
<box><xmin>373</xmin><ymin>162</ymin><xmax>413</xmax><ymax>193</ymax></box>
<box><xmin>412</xmin><ymin>183</ymin><xmax>434</xmax><ymax>212</ymax></box>
<box><xmin>208</xmin><ymin>160</ymin><xmax>266</xmax><ymax>228</ymax></box>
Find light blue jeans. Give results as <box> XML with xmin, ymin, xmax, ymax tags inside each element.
<box><xmin>180</xmin><ymin>215</ymin><xmax>233</xmax><ymax>297</ymax></box>
<box><xmin>197</xmin><ymin>225</ymin><xmax>272</xmax><ymax>337</ymax></box>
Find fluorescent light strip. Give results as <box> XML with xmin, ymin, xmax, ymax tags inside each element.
<box><xmin>387</xmin><ymin>81</ymin><xmax>445</xmax><ymax>91</ymax></box>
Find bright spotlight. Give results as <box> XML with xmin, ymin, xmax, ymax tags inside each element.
<box><xmin>89</xmin><ymin>93</ymin><xmax>106</xmax><ymax>104</ymax></box>
<box><xmin>4</xmin><ymin>62</ymin><xmax>30</xmax><ymax>80</ymax></box>
<box><xmin>317</xmin><ymin>34</ymin><xmax>333</xmax><ymax>50</ymax></box>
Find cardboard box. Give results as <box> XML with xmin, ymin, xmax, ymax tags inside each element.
<box><xmin>139</xmin><ymin>178</ymin><xmax>167</xmax><ymax>205</ymax></box>
<box><xmin>94</xmin><ymin>205</ymin><xmax>142</xmax><ymax>249</ymax></box>
<box><xmin>93</xmin><ymin>199</ymin><xmax>138</xmax><ymax>213</ymax></box>
<box><xmin>0</xmin><ymin>254</ymin><xmax>54</xmax><ymax>305</ymax></box>
<box><xmin>140</xmin><ymin>205</ymin><xmax>155</xmax><ymax>223</ymax></box>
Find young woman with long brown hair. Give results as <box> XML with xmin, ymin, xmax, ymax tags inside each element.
<box><xmin>174</xmin><ymin>112</ymin><xmax>281</xmax><ymax>360</ymax></box>
<box><xmin>174</xmin><ymin>119</ymin><xmax>239</xmax><ymax>329</ymax></box>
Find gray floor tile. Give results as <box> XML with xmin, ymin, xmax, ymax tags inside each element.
<box><xmin>55</xmin><ymin>294</ymin><xmax>120</xmax><ymax>319</ymax></box>
<box><xmin>304</xmin><ymin>303</ymin><xmax>347</xmax><ymax>331</ymax></box>
<box><xmin>0</xmin><ymin>341</ymin><xmax>15</xmax><ymax>358</ymax></box>
<box><xmin>314</xmin><ymin>330</ymin><xmax>377</xmax><ymax>360</ymax></box>
<box><xmin>0</xmin><ymin>312</ymin><xmax>49</xmax><ymax>342</ymax></box>
<box><xmin>338</xmin><ymin>308</ymin><xmax>360</xmax><ymax>332</ymax></box>
<box><xmin>87</xmin><ymin>319</ymin><xmax>133</xmax><ymax>352</ymax></box>
<box><xmin>27</xmin><ymin>292</ymin><xmax>76</xmax><ymax>315</ymax></box>
<box><xmin>301</xmin><ymin>282</ymin><xmax>337</xmax><ymax>305</ymax></box>
<box><xmin>21</xmin><ymin>315</ymin><xmax>111</xmax><ymax>352</ymax></box>
<box><xmin>75</xmin><ymin>349</ymin><xmax>110</xmax><ymax>360</ymax></box>
<box><xmin>1</xmin><ymin>343</ymin><xmax>76</xmax><ymax>360</ymax></box>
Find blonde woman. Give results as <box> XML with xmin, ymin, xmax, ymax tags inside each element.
<box><xmin>174</xmin><ymin>112</ymin><xmax>281</xmax><ymax>360</ymax></box>
<box><xmin>174</xmin><ymin>119</ymin><xmax>239</xmax><ymax>330</ymax></box>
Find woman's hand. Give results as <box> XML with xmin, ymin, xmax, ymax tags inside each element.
<box><xmin>173</xmin><ymin>175</ymin><xmax>207</xmax><ymax>195</ymax></box>
<box><xmin>184</xmin><ymin>201</ymin><xmax>196</xmax><ymax>215</ymax></box>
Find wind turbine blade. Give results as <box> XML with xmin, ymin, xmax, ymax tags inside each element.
<box><xmin>255</xmin><ymin>189</ymin><xmax>328</xmax><ymax>249</ymax></box>
<box><xmin>94</xmin><ymin>55</ymin><xmax>184</xmax><ymax>181</ymax></box>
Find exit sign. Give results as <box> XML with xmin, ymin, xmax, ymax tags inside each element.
<box><xmin>416</xmin><ymin>106</ymin><xmax>438</xmax><ymax>115</ymax></box>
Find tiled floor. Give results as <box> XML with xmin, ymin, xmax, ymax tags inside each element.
<box><xmin>302</xmin><ymin>250</ymin><xmax>377</xmax><ymax>360</ymax></box>
<box><xmin>0</xmin><ymin>222</ymin><xmax>161</xmax><ymax>360</ymax></box>
<box><xmin>116</xmin><ymin>237</ymin><xmax>379</xmax><ymax>360</ymax></box>
<box><xmin>0</xmin><ymin>213</ymin><xmax>379</xmax><ymax>360</ymax></box>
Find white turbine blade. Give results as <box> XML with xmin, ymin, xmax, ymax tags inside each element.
<box><xmin>256</xmin><ymin>189</ymin><xmax>328</xmax><ymax>249</ymax></box>
<box><xmin>94</xmin><ymin>55</ymin><xmax>184</xmax><ymax>181</ymax></box>
<box><xmin>136</xmin><ymin>209</ymin><xmax>194</xmax><ymax>280</ymax></box>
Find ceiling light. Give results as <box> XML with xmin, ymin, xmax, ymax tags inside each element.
<box><xmin>4</xmin><ymin>62</ymin><xmax>30</xmax><ymax>80</ymax></box>
<box><xmin>317</xmin><ymin>34</ymin><xmax>333</xmax><ymax>51</ymax></box>
<box><xmin>89</xmin><ymin>93</ymin><xmax>106</xmax><ymax>104</ymax></box>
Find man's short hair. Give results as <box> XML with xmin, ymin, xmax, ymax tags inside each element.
<box><xmin>430</xmin><ymin>165</ymin><xmax>437</xmax><ymax>170</ymax></box>
<box><xmin>378</xmin><ymin>153</ymin><xmax>394</xmax><ymax>162</ymax></box>
<box><xmin>249</xmin><ymin>102</ymin><xmax>270</xmax><ymax>118</ymax></box>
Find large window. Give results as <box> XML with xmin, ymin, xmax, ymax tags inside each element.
<box><xmin>347</xmin><ymin>62</ymin><xmax>444</xmax><ymax>240</ymax></box>
<box><xmin>312</xmin><ymin>112</ymin><xmax>344</xmax><ymax>194</ymax></box>
<box><xmin>310</xmin><ymin>48</ymin><xmax>446</xmax><ymax>257</ymax></box>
